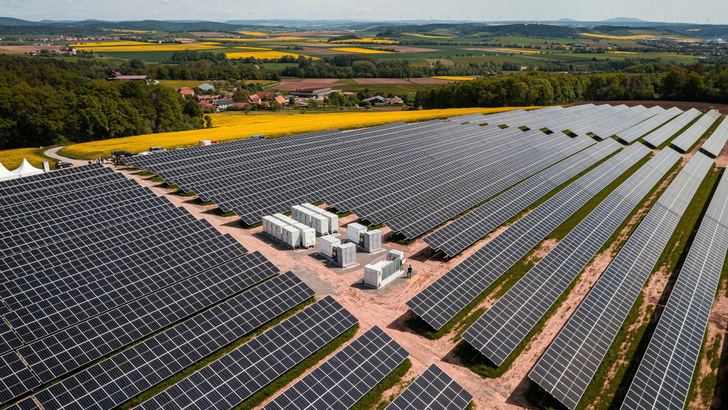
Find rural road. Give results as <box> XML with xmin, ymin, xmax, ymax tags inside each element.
<box><xmin>43</xmin><ymin>147</ymin><xmax>89</xmax><ymax>167</ymax></box>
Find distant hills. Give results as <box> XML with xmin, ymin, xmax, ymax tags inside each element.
<box><xmin>0</xmin><ymin>17</ymin><xmax>725</xmax><ymax>38</ymax></box>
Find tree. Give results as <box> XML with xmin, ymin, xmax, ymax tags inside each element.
<box><xmin>233</xmin><ymin>89</ymin><xmax>250</xmax><ymax>103</ymax></box>
<box><xmin>204</xmin><ymin>115</ymin><xmax>213</xmax><ymax>128</ymax></box>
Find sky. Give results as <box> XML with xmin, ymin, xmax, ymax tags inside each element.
<box><xmin>1</xmin><ymin>0</ymin><xmax>727</xmax><ymax>24</ymax></box>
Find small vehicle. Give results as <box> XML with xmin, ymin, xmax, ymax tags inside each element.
<box><xmin>149</xmin><ymin>146</ymin><xmax>167</xmax><ymax>153</ymax></box>
<box><xmin>55</xmin><ymin>161</ymin><xmax>73</xmax><ymax>169</ymax></box>
<box><xmin>111</xmin><ymin>150</ymin><xmax>134</xmax><ymax>158</ymax></box>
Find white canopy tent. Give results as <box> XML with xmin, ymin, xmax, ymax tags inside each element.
<box><xmin>0</xmin><ymin>161</ymin><xmax>20</xmax><ymax>181</ymax></box>
<box><xmin>11</xmin><ymin>159</ymin><xmax>45</xmax><ymax>178</ymax></box>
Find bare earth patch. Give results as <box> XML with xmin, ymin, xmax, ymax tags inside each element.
<box><xmin>271</xmin><ymin>78</ymin><xmax>343</xmax><ymax>91</ymax></box>
<box><xmin>352</xmin><ymin>78</ymin><xmax>413</xmax><ymax>85</ymax></box>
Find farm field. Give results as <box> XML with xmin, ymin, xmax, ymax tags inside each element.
<box><xmin>58</xmin><ymin>107</ymin><xmax>527</xmax><ymax>159</ymax></box>
<box><xmin>0</xmin><ymin>147</ymin><xmax>59</xmax><ymax>168</ymax></box>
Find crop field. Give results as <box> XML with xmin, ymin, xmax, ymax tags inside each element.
<box><xmin>226</xmin><ymin>50</ymin><xmax>311</xmax><ymax>59</ymax></box>
<box><xmin>58</xmin><ymin>107</ymin><xmax>526</xmax><ymax>159</ymax></box>
<box><xmin>328</xmin><ymin>47</ymin><xmax>394</xmax><ymax>54</ymax></box>
<box><xmin>0</xmin><ymin>147</ymin><xmax>57</xmax><ymax>168</ymax></box>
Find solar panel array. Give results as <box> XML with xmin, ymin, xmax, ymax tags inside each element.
<box><xmin>385</xmin><ymin>364</ymin><xmax>473</xmax><ymax>410</ymax></box>
<box><xmin>138</xmin><ymin>296</ymin><xmax>358</xmax><ymax>410</ymax></box>
<box><xmin>529</xmin><ymin>153</ymin><xmax>713</xmax><ymax>409</ymax></box>
<box><xmin>462</xmin><ymin>148</ymin><xmax>681</xmax><ymax>366</ymax></box>
<box><xmin>385</xmin><ymin>133</ymin><xmax>595</xmax><ymax>239</ymax></box>
<box><xmin>670</xmin><ymin>109</ymin><xmax>722</xmax><ymax>153</ymax></box>
<box><xmin>615</xmin><ymin>107</ymin><xmax>683</xmax><ymax>143</ymax></box>
<box><xmin>482</xmin><ymin>104</ymin><xmax>665</xmax><ymax>140</ymax></box>
<box><xmin>264</xmin><ymin>326</ymin><xmax>410</xmax><ymax>410</ymax></box>
<box><xmin>124</xmin><ymin>105</ymin><xmax>661</xmax><ymax>227</ymax></box>
<box><xmin>425</xmin><ymin>138</ymin><xmax>622</xmax><ymax>257</ymax></box>
<box><xmin>700</xmin><ymin>115</ymin><xmax>728</xmax><ymax>157</ymax></box>
<box><xmin>643</xmin><ymin>108</ymin><xmax>702</xmax><ymax>148</ymax></box>
<box><xmin>407</xmin><ymin>143</ymin><xmax>651</xmax><ymax>331</ymax></box>
<box><xmin>0</xmin><ymin>164</ymin><xmax>327</xmax><ymax>409</ymax></box>
<box><xmin>26</xmin><ymin>271</ymin><xmax>314</xmax><ymax>410</ymax></box>
<box><xmin>621</xmin><ymin>167</ymin><xmax>728</xmax><ymax>410</ymax></box>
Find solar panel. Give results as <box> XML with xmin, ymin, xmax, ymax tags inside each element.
<box><xmin>671</xmin><ymin>110</ymin><xmax>721</xmax><ymax>153</ymax></box>
<box><xmin>529</xmin><ymin>152</ymin><xmax>714</xmax><ymax>409</ymax></box>
<box><xmin>424</xmin><ymin>138</ymin><xmax>622</xmax><ymax>257</ymax></box>
<box><xmin>385</xmin><ymin>364</ymin><xmax>473</xmax><ymax>410</ymax></box>
<box><xmin>643</xmin><ymin>108</ymin><xmax>702</xmax><ymax>148</ymax></box>
<box><xmin>407</xmin><ymin>143</ymin><xmax>649</xmax><ymax>332</ymax></box>
<box><xmin>700</xmin><ymin>116</ymin><xmax>728</xmax><ymax>157</ymax></box>
<box><xmin>32</xmin><ymin>271</ymin><xmax>314</xmax><ymax>410</ymax></box>
<box><xmin>386</xmin><ymin>134</ymin><xmax>594</xmax><ymax>239</ymax></box>
<box><xmin>621</xmin><ymin>165</ymin><xmax>728</xmax><ymax>410</ymax></box>
<box><xmin>19</xmin><ymin>252</ymin><xmax>278</xmax><ymax>383</ymax></box>
<box><xmin>138</xmin><ymin>296</ymin><xmax>358</xmax><ymax>410</ymax></box>
<box><xmin>3</xmin><ymin>396</ymin><xmax>39</xmax><ymax>410</ymax></box>
<box><xmin>264</xmin><ymin>326</ymin><xmax>410</xmax><ymax>410</ymax></box>
<box><xmin>0</xmin><ymin>353</ymin><xmax>40</xmax><ymax>406</ymax></box>
<box><xmin>462</xmin><ymin>148</ymin><xmax>681</xmax><ymax>366</ymax></box>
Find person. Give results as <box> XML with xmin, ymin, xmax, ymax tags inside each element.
<box><xmin>407</xmin><ymin>264</ymin><xmax>413</xmax><ymax>278</ymax></box>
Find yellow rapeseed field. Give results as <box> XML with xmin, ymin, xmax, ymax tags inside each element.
<box><xmin>60</xmin><ymin>107</ymin><xmax>533</xmax><ymax>159</ymax></box>
<box><xmin>330</xmin><ymin>38</ymin><xmax>399</xmax><ymax>44</ymax></box>
<box><xmin>0</xmin><ymin>147</ymin><xmax>54</xmax><ymax>169</ymax></box>
<box><xmin>497</xmin><ymin>48</ymin><xmax>541</xmax><ymax>54</ymax></box>
<box><xmin>404</xmin><ymin>33</ymin><xmax>453</xmax><ymax>39</ymax></box>
<box><xmin>329</xmin><ymin>47</ymin><xmax>394</xmax><ymax>54</ymax></box>
<box><xmin>607</xmin><ymin>51</ymin><xmax>637</xmax><ymax>54</ymax></box>
<box><xmin>233</xmin><ymin>46</ymin><xmax>274</xmax><ymax>50</ymax></box>
<box><xmin>75</xmin><ymin>43</ymin><xmax>222</xmax><ymax>52</ymax></box>
<box><xmin>236</xmin><ymin>31</ymin><xmax>268</xmax><ymax>36</ymax></box>
<box><xmin>226</xmin><ymin>51</ymin><xmax>313</xmax><ymax>59</ymax></box>
<box><xmin>431</xmin><ymin>76</ymin><xmax>477</xmax><ymax>81</ymax></box>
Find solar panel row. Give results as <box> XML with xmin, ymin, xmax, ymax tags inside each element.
<box><xmin>138</xmin><ymin>296</ymin><xmax>358</xmax><ymax>410</ymax></box>
<box><xmin>123</xmin><ymin>105</ymin><xmax>654</xmax><ymax>227</ymax></box>
<box><xmin>424</xmin><ymin>138</ymin><xmax>622</xmax><ymax>257</ymax></box>
<box><xmin>21</xmin><ymin>252</ymin><xmax>278</xmax><ymax>384</ymax></box>
<box><xmin>385</xmin><ymin>133</ymin><xmax>595</xmax><ymax>239</ymax></box>
<box><xmin>670</xmin><ymin>110</ymin><xmax>722</xmax><ymax>153</ymax></box>
<box><xmin>700</xmin><ymin>115</ymin><xmax>728</xmax><ymax>157</ymax></box>
<box><xmin>615</xmin><ymin>107</ymin><xmax>683</xmax><ymax>143</ymax></box>
<box><xmin>529</xmin><ymin>152</ymin><xmax>714</xmax><ymax>409</ymax></box>
<box><xmin>264</xmin><ymin>326</ymin><xmax>409</xmax><ymax>410</ymax></box>
<box><xmin>643</xmin><ymin>108</ymin><xmax>702</xmax><ymax>148</ymax></box>
<box><xmin>28</xmin><ymin>271</ymin><xmax>314</xmax><ymax>410</ymax></box>
<box><xmin>462</xmin><ymin>148</ymin><xmax>682</xmax><ymax>366</ymax></box>
<box><xmin>621</xmin><ymin>165</ymin><xmax>728</xmax><ymax>410</ymax></box>
<box><xmin>385</xmin><ymin>364</ymin><xmax>473</xmax><ymax>410</ymax></box>
<box><xmin>407</xmin><ymin>143</ymin><xmax>650</xmax><ymax>332</ymax></box>
<box><xmin>0</xmin><ymin>164</ymin><xmax>318</xmax><ymax>408</ymax></box>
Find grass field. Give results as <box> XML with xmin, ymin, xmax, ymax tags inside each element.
<box><xmin>57</xmin><ymin>107</ymin><xmax>529</xmax><ymax>159</ymax></box>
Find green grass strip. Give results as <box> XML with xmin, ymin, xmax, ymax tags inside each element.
<box><xmin>352</xmin><ymin>358</ymin><xmax>412</xmax><ymax>410</ymax></box>
<box><xmin>235</xmin><ymin>323</ymin><xmax>359</xmax><ymax>410</ymax></box>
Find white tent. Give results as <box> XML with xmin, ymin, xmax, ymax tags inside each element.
<box><xmin>12</xmin><ymin>158</ymin><xmax>45</xmax><ymax>178</ymax></box>
<box><xmin>0</xmin><ymin>162</ymin><xmax>19</xmax><ymax>181</ymax></box>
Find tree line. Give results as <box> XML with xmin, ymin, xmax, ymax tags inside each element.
<box><xmin>0</xmin><ymin>55</ymin><xmax>204</xmax><ymax>150</ymax></box>
<box><xmin>414</xmin><ymin>65</ymin><xmax>728</xmax><ymax>108</ymax></box>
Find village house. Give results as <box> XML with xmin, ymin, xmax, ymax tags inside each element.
<box><xmin>176</xmin><ymin>86</ymin><xmax>195</xmax><ymax>97</ymax></box>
